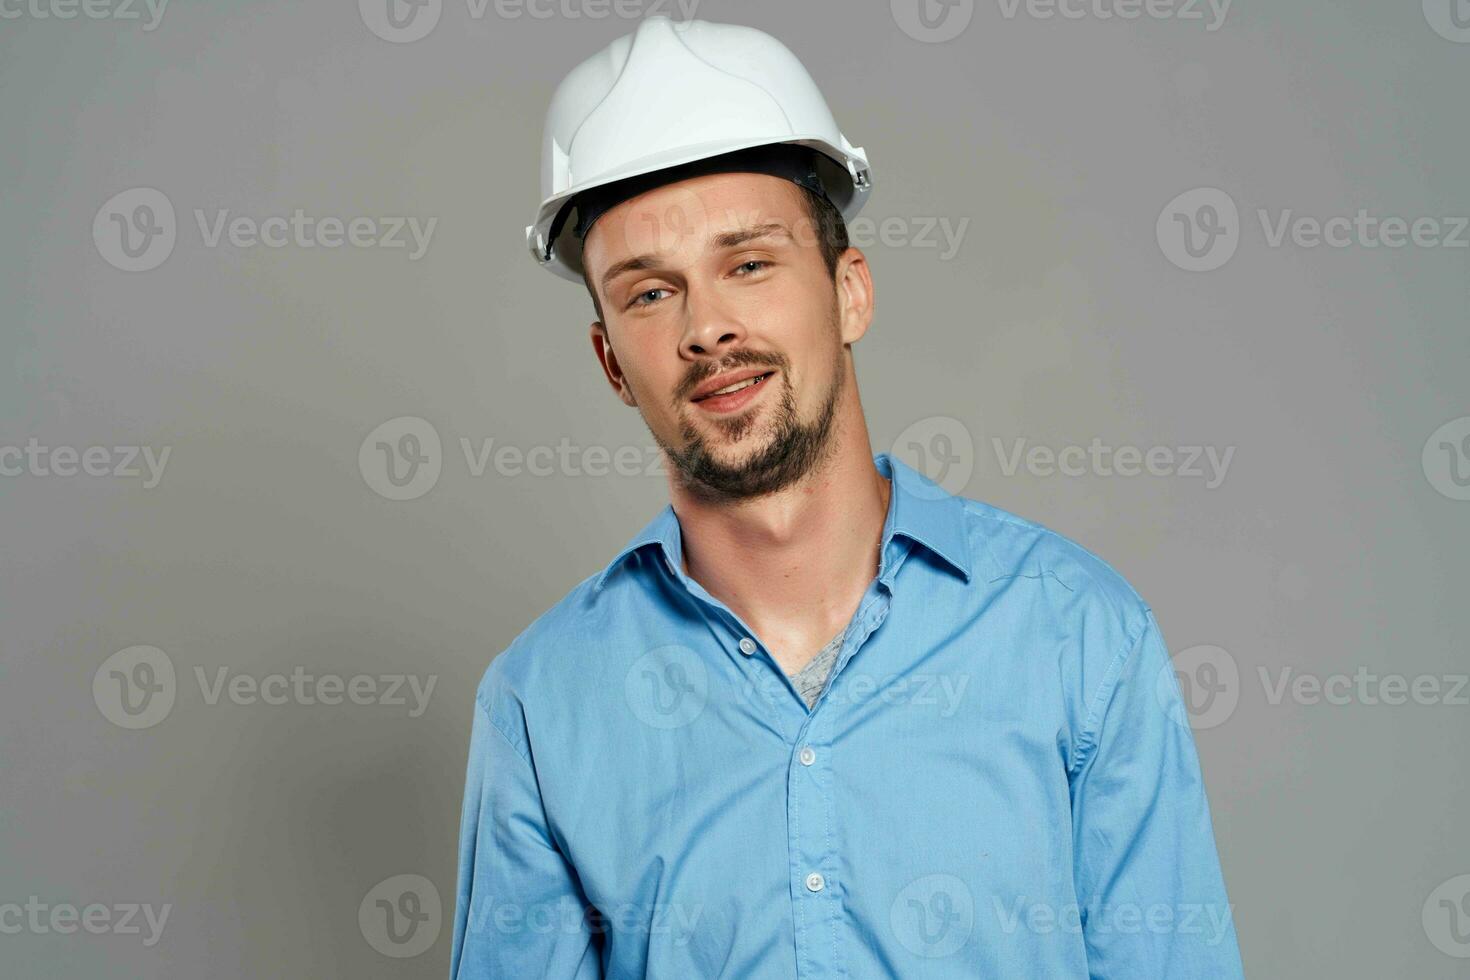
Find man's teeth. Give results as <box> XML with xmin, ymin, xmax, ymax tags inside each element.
<box><xmin>707</xmin><ymin>374</ymin><xmax>766</xmax><ymax>397</ymax></box>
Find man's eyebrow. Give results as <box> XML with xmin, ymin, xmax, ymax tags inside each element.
<box><xmin>599</xmin><ymin>222</ymin><xmax>794</xmax><ymax>291</ymax></box>
<box><xmin>711</xmin><ymin>221</ymin><xmax>793</xmax><ymax>250</ymax></box>
<box><xmin>600</xmin><ymin>254</ymin><xmax>659</xmax><ymax>292</ymax></box>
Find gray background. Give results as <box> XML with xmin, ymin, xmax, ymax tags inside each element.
<box><xmin>3</xmin><ymin>0</ymin><xmax>1467</xmax><ymax>976</ymax></box>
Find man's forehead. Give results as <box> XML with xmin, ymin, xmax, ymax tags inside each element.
<box><xmin>604</xmin><ymin>168</ymin><xmax>803</xmax><ymax>225</ymax></box>
<box><xmin>586</xmin><ymin>174</ymin><xmax>808</xmax><ymax>266</ymax></box>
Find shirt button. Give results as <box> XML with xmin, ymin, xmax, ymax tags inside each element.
<box><xmin>799</xmin><ymin>746</ymin><xmax>816</xmax><ymax>766</ymax></box>
<box><xmin>738</xmin><ymin>637</ymin><xmax>757</xmax><ymax>655</ymax></box>
<box><xmin>805</xmin><ymin>872</ymin><xmax>825</xmax><ymax>893</ymax></box>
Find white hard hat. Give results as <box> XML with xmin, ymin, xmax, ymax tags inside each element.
<box><xmin>526</xmin><ymin>15</ymin><xmax>873</xmax><ymax>283</ymax></box>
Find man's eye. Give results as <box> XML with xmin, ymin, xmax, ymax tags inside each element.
<box><xmin>735</xmin><ymin>260</ymin><xmax>770</xmax><ymax>276</ymax></box>
<box><xmin>630</xmin><ymin>288</ymin><xmax>670</xmax><ymax>308</ymax></box>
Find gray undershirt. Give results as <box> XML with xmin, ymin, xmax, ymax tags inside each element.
<box><xmin>788</xmin><ymin>623</ymin><xmax>849</xmax><ymax>709</ymax></box>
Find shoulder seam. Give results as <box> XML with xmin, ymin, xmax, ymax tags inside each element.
<box><xmin>1067</xmin><ymin>608</ymin><xmax>1154</xmax><ymax>778</ymax></box>
<box><xmin>1034</xmin><ymin>523</ymin><xmax>1141</xmax><ymax>616</ymax></box>
<box><xmin>476</xmin><ymin>688</ymin><xmax>533</xmax><ymax>767</ymax></box>
<box><xmin>962</xmin><ymin>500</ymin><xmax>1144</xmax><ymax>621</ymax></box>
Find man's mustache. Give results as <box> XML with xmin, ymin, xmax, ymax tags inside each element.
<box><xmin>676</xmin><ymin>351</ymin><xmax>786</xmax><ymax>402</ymax></box>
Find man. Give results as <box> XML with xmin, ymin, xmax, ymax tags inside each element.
<box><xmin>450</xmin><ymin>15</ymin><xmax>1245</xmax><ymax>979</ymax></box>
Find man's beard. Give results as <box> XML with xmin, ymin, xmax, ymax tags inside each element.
<box><xmin>653</xmin><ymin>339</ymin><xmax>847</xmax><ymax>502</ymax></box>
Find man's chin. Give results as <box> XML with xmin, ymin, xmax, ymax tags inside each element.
<box><xmin>666</xmin><ymin>429</ymin><xmax>822</xmax><ymax>500</ymax></box>
<box><xmin>672</xmin><ymin>431</ymin><xmax>770</xmax><ymax>475</ymax></box>
<box><xmin>685</xmin><ymin>401</ymin><xmax>768</xmax><ymax>444</ymax></box>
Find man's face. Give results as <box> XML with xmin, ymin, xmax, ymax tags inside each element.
<box><xmin>583</xmin><ymin>171</ymin><xmax>867</xmax><ymax>500</ymax></box>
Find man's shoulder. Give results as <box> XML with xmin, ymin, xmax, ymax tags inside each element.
<box><xmin>474</xmin><ymin>567</ymin><xmax>610</xmax><ymax>712</ymax></box>
<box><xmin>950</xmin><ymin>494</ymin><xmax>1162</xmax><ymax>749</ymax></box>
<box><xmin>953</xmin><ymin>493</ymin><xmax>1152</xmax><ymax>640</ymax></box>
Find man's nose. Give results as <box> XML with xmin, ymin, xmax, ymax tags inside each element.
<box><xmin>679</xmin><ymin>284</ymin><xmax>747</xmax><ymax>357</ymax></box>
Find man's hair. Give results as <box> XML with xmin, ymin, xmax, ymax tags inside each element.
<box><xmin>583</xmin><ymin>182</ymin><xmax>850</xmax><ymax>325</ymax></box>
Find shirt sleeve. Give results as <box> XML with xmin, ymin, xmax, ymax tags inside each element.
<box><xmin>1068</xmin><ymin>609</ymin><xmax>1246</xmax><ymax>979</ymax></box>
<box><xmin>449</xmin><ymin>690</ymin><xmax>603</xmax><ymax>979</ymax></box>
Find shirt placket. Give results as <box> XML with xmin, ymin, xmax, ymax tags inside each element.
<box><xmin>660</xmin><ymin>545</ymin><xmax>903</xmax><ymax>979</ymax></box>
<box><xmin>784</xmin><ymin>579</ymin><xmax>893</xmax><ymax>980</ymax></box>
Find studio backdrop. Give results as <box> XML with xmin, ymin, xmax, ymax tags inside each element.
<box><xmin>2</xmin><ymin>1</ymin><xmax>1467</xmax><ymax>977</ymax></box>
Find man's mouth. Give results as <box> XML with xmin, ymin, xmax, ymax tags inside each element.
<box><xmin>691</xmin><ymin>370</ymin><xmax>775</xmax><ymax>403</ymax></box>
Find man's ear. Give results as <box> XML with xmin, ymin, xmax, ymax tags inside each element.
<box><xmin>834</xmin><ymin>247</ymin><xmax>874</xmax><ymax>346</ymax></box>
<box><xmin>590</xmin><ymin>322</ymin><xmax>638</xmax><ymax>407</ymax></box>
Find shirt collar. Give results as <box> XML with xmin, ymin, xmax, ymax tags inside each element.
<box><xmin>593</xmin><ymin>451</ymin><xmax>972</xmax><ymax>593</ymax></box>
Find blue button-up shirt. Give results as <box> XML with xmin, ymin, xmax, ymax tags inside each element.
<box><xmin>450</xmin><ymin>452</ymin><xmax>1245</xmax><ymax>978</ymax></box>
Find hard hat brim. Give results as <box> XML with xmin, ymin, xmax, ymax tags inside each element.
<box><xmin>526</xmin><ymin>135</ymin><xmax>871</xmax><ymax>285</ymax></box>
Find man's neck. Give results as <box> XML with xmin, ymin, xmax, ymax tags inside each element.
<box><xmin>667</xmin><ymin>405</ymin><xmax>890</xmax><ymax>671</ymax></box>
